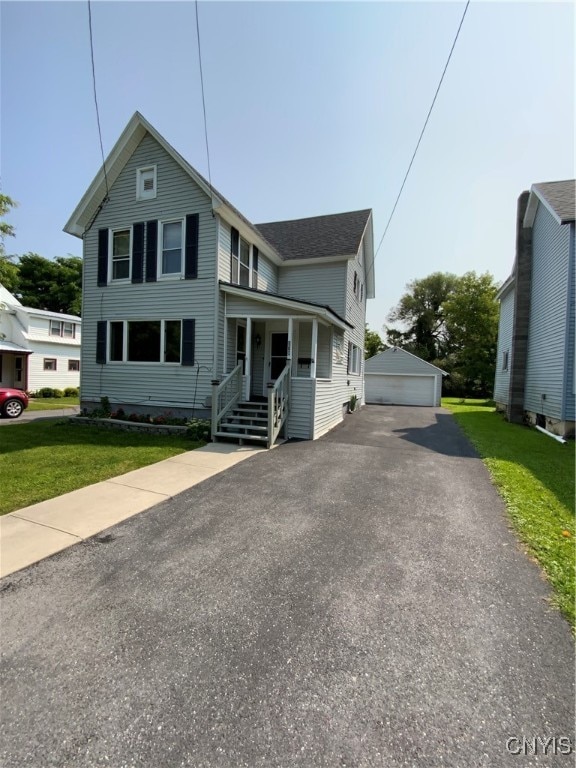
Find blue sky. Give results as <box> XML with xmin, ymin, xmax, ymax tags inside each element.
<box><xmin>1</xmin><ymin>1</ymin><xmax>574</xmax><ymax>333</ymax></box>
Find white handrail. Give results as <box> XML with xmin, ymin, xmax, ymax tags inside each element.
<box><xmin>267</xmin><ymin>362</ymin><xmax>291</xmax><ymax>448</ymax></box>
<box><xmin>211</xmin><ymin>364</ymin><xmax>243</xmax><ymax>437</ymax></box>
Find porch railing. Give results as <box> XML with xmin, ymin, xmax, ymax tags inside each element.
<box><xmin>211</xmin><ymin>364</ymin><xmax>243</xmax><ymax>438</ymax></box>
<box><xmin>267</xmin><ymin>362</ymin><xmax>291</xmax><ymax>448</ymax></box>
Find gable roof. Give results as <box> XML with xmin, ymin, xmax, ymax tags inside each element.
<box><xmin>524</xmin><ymin>179</ymin><xmax>575</xmax><ymax>226</ymax></box>
<box><xmin>365</xmin><ymin>347</ymin><xmax>447</xmax><ymax>376</ymax></box>
<box><xmin>63</xmin><ymin>113</ymin><xmax>375</xmax><ymax>294</ymax></box>
<box><xmin>255</xmin><ymin>209</ymin><xmax>372</xmax><ymax>261</ymax></box>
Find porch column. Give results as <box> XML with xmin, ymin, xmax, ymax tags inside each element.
<box><xmin>311</xmin><ymin>319</ymin><xmax>318</xmax><ymax>379</ymax></box>
<box><xmin>287</xmin><ymin>318</ymin><xmax>293</xmax><ymax>362</ymax></box>
<box><xmin>245</xmin><ymin>316</ymin><xmax>252</xmax><ymax>400</ymax></box>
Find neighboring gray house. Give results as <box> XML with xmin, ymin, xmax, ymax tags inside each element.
<box><xmin>0</xmin><ymin>283</ymin><xmax>81</xmax><ymax>392</ymax></box>
<box><xmin>494</xmin><ymin>179</ymin><xmax>575</xmax><ymax>438</ymax></box>
<box><xmin>364</xmin><ymin>347</ymin><xmax>446</xmax><ymax>406</ymax></box>
<box><xmin>64</xmin><ymin>112</ymin><xmax>375</xmax><ymax>445</ymax></box>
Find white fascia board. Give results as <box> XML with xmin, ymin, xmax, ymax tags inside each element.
<box><xmin>524</xmin><ymin>187</ymin><xmax>562</xmax><ymax>227</ymax></box>
<box><xmin>496</xmin><ymin>273</ymin><xmax>515</xmax><ymax>301</ymax></box>
<box><xmin>281</xmin><ymin>254</ymin><xmax>353</xmax><ymax>266</ymax></box>
<box><xmin>360</xmin><ymin>210</ymin><xmax>375</xmax><ymax>299</ymax></box>
<box><xmin>220</xmin><ymin>283</ymin><xmax>350</xmax><ymax>331</ymax></box>
<box><xmin>64</xmin><ymin>111</ymin><xmax>224</xmax><ymax>238</ymax></box>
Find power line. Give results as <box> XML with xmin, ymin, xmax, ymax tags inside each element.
<box><xmin>87</xmin><ymin>0</ymin><xmax>109</xmax><ymax>199</ymax></box>
<box><xmin>195</xmin><ymin>0</ymin><xmax>215</xmax><ymax>214</ymax></box>
<box><xmin>370</xmin><ymin>0</ymin><xmax>471</xmax><ymax>274</ymax></box>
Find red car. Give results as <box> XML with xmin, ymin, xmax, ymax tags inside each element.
<box><xmin>0</xmin><ymin>388</ymin><xmax>29</xmax><ymax>419</ymax></box>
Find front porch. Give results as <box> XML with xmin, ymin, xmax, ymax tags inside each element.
<box><xmin>212</xmin><ymin>284</ymin><xmax>351</xmax><ymax>446</ymax></box>
<box><xmin>0</xmin><ymin>344</ymin><xmax>31</xmax><ymax>390</ymax></box>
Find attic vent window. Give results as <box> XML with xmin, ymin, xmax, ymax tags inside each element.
<box><xmin>136</xmin><ymin>166</ymin><xmax>157</xmax><ymax>200</ymax></box>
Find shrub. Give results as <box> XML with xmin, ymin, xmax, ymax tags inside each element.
<box><xmin>53</xmin><ymin>389</ymin><xmax>64</xmax><ymax>399</ymax></box>
<box><xmin>100</xmin><ymin>396</ymin><xmax>111</xmax><ymax>417</ymax></box>
<box><xmin>38</xmin><ymin>388</ymin><xmax>55</xmax><ymax>398</ymax></box>
<box><xmin>64</xmin><ymin>387</ymin><xmax>79</xmax><ymax>397</ymax></box>
<box><xmin>186</xmin><ymin>418</ymin><xmax>211</xmax><ymax>442</ymax></box>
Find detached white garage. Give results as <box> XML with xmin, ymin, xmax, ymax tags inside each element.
<box><xmin>364</xmin><ymin>347</ymin><xmax>446</xmax><ymax>407</ymax></box>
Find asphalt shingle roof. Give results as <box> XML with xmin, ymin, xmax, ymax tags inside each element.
<box><xmin>532</xmin><ymin>180</ymin><xmax>575</xmax><ymax>224</ymax></box>
<box><xmin>255</xmin><ymin>209</ymin><xmax>371</xmax><ymax>261</ymax></box>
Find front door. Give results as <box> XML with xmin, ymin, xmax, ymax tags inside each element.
<box><xmin>270</xmin><ymin>333</ymin><xmax>288</xmax><ymax>379</ymax></box>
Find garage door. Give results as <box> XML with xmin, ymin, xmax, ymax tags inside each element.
<box><xmin>365</xmin><ymin>374</ymin><xmax>436</xmax><ymax>406</ymax></box>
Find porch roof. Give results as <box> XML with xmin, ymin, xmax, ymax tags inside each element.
<box><xmin>0</xmin><ymin>341</ymin><xmax>32</xmax><ymax>354</ymax></box>
<box><xmin>219</xmin><ymin>282</ymin><xmax>353</xmax><ymax>331</ymax></box>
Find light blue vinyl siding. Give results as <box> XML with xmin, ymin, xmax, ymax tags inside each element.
<box><xmin>217</xmin><ymin>218</ymin><xmax>278</xmax><ymax>291</ymax></box>
<box><xmin>564</xmin><ymin>224</ymin><xmax>575</xmax><ymax>421</ymax></box>
<box><xmin>493</xmin><ymin>287</ymin><xmax>515</xmax><ymax>407</ymax></box>
<box><xmin>524</xmin><ymin>203</ymin><xmax>571</xmax><ymax>419</ymax></box>
<box><xmin>81</xmin><ymin>133</ymin><xmax>217</xmax><ymax>410</ymax></box>
<box><xmin>278</xmin><ymin>263</ymin><xmax>347</xmax><ymax>317</ymax></box>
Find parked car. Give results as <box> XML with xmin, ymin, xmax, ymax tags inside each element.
<box><xmin>0</xmin><ymin>388</ymin><xmax>30</xmax><ymax>419</ymax></box>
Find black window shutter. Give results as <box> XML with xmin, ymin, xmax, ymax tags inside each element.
<box><xmin>97</xmin><ymin>229</ymin><xmax>108</xmax><ymax>286</ymax></box>
<box><xmin>132</xmin><ymin>223</ymin><xmax>145</xmax><ymax>283</ymax></box>
<box><xmin>182</xmin><ymin>319</ymin><xmax>196</xmax><ymax>366</ymax></box>
<box><xmin>96</xmin><ymin>321</ymin><xmax>107</xmax><ymax>364</ymax></box>
<box><xmin>253</xmin><ymin>245</ymin><xmax>259</xmax><ymax>273</ymax></box>
<box><xmin>145</xmin><ymin>220</ymin><xmax>158</xmax><ymax>282</ymax></box>
<box><xmin>185</xmin><ymin>214</ymin><xmax>199</xmax><ymax>279</ymax></box>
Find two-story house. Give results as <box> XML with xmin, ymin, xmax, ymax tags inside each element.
<box><xmin>0</xmin><ymin>283</ymin><xmax>81</xmax><ymax>392</ymax></box>
<box><xmin>494</xmin><ymin>180</ymin><xmax>575</xmax><ymax>438</ymax></box>
<box><xmin>64</xmin><ymin>112</ymin><xmax>374</xmax><ymax>445</ymax></box>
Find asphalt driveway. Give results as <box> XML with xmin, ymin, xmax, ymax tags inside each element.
<box><xmin>1</xmin><ymin>405</ymin><xmax>574</xmax><ymax>767</ymax></box>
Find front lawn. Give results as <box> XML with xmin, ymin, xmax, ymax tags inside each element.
<box><xmin>28</xmin><ymin>397</ymin><xmax>80</xmax><ymax>411</ymax></box>
<box><xmin>0</xmin><ymin>420</ymin><xmax>201</xmax><ymax>515</ymax></box>
<box><xmin>443</xmin><ymin>398</ymin><xmax>575</xmax><ymax>627</ymax></box>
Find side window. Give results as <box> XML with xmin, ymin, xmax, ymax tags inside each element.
<box><xmin>110</xmin><ymin>228</ymin><xmax>132</xmax><ymax>281</ymax></box>
<box><xmin>159</xmin><ymin>220</ymin><xmax>184</xmax><ymax>277</ymax></box>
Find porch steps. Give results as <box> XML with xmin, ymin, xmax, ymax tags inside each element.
<box><xmin>215</xmin><ymin>401</ymin><xmax>270</xmax><ymax>445</ymax></box>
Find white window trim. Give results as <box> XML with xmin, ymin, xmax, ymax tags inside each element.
<box><xmin>49</xmin><ymin>320</ymin><xmax>76</xmax><ymax>338</ymax></box>
<box><xmin>107</xmin><ymin>320</ymin><xmax>183</xmax><ymax>364</ymax></box>
<box><xmin>158</xmin><ymin>218</ymin><xmax>185</xmax><ymax>279</ymax></box>
<box><xmin>109</xmin><ymin>226</ymin><xmax>133</xmax><ymax>283</ymax></box>
<box><xmin>347</xmin><ymin>342</ymin><xmax>361</xmax><ymax>375</ymax></box>
<box><xmin>231</xmin><ymin>236</ymin><xmax>255</xmax><ymax>289</ymax></box>
<box><xmin>136</xmin><ymin>165</ymin><xmax>157</xmax><ymax>200</ymax></box>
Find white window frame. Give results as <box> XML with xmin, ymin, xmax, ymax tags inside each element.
<box><xmin>136</xmin><ymin>165</ymin><xmax>157</xmax><ymax>200</ymax></box>
<box><xmin>347</xmin><ymin>342</ymin><xmax>361</xmax><ymax>375</ymax></box>
<box><xmin>109</xmin><ymin>226</ymin><xmax>133</xmax><ymax>283</ymax></box>
<box><xmin>107</xmin><ymin>320</ymin><xmax>183</xmax><ymax>364</ymax></box>
<box><xmin>49</xmin><ymin>320</ymin><xmax>62</xmax><ymax>336</ymax></box>
<box><xmin>231</xmin><ymin>236</ymin><xmax>254</xmax><ymax>288</ymax></box>
<box><xmin>158</xmin><ymin>218</ymin><xmax>185</xmax><ymax>279</ymax></box>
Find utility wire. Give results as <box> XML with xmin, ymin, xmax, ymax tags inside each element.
<box><xmin>370</xmin><ymin>0</ymin><xmax>471</xmax><ymax>274</ymax></box>
<box><xmin>87</xmin><ymin>0</ymin><xmax>109</xmax><ymax>199</ymax></box>
<box><xmin>195</xmin><ymin>0</ymin><xmax>215</xmax><ymax>214</ymax></box>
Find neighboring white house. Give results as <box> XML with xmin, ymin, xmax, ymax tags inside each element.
<box><xmin>364</xmin><ymin>347</ymin><xmax>446</xmax><ymax>406</ymax></box>
<box><xmin>0</xmin><ymin>283</ymin><xmax>82</xmax><ymax>392</ymax></box>
<box><xmin>63</xmin><ymin>112</ymin><xmax>375</xmax><ymax>445</ymax></box>
<box><xmin>494</xmin><ymin>180</ymin><xmax>575</xmax><ymax>438</ymax></box>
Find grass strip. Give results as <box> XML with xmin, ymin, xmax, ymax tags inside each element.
<box><xmin>0</xmin><ymin>419</ymin><xmax>200</xmax><ymax>515</ymax></box>
<box><xmin>443</xmin><ymin>398</ymin><xmax>575</xmax><ymax>627</ymax></box>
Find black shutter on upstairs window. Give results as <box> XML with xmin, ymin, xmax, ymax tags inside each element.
<box><xmin>185</xmin><ymin>214</ymin><xmax>199</xmax><ymax>279</ymax></box>
<box><xmin>253</xmin><ymin>246</ymin><xmax>259</xmax><ymax>273</ymax></box>
<box><xmin>182</xmin><ymin>319</ymin><xmax>196</xmax><ymax>366</ymax></box>
<box><xmin>145</xmin><ymin>220</ymin><xmax>158</xmax><ymax>282</ymax></box>
<box><xmin>132</xmin><ymin>223</ymin><xmax>144</xmax><ymax>283</ymax></box>
<box><xmin>97</xmin><ymin>229</ymin><xmax>108</xmax><ymax>286</ymax></box>
<box><xmin>96</xmin><ymin>321</ymin><xmax>107</xmax><ymax>364</ymax></box>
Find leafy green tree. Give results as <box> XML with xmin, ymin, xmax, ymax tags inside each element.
<box><xmin>386</xmin><ymin>272</ymin><xmax>459</xmax><ymax>360</ymax></box>
<box><xmin>365</xmin><ymin>325</ymin><xmax>385</xmax><ymax>359</ymax></box>
<box><xmin>16</xmin><ymin>253</ymin><xmax>82</xmax><ymax>315</ymax></box>
<box><xmin>386</xmin><ymin>270</ymin><xmax>499</xmax><ymax>397</ymax></box>
<box><xmin>0</xmin><ymin>195</ymin><xmax>19</xmax><ymax>292</ymax></box>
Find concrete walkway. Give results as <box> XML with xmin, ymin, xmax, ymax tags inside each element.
<box><xmin>0</xmin><ymin>442</ymin><xmax>263</xmax><ymax>578</ymax></box>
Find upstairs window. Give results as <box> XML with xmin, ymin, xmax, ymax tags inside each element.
<box><xmin>111</xmin><ymin>228</ymin><xmax>132</xmax><ymax>281</ymax></box>
<box><xmin>136</xmin><ymin>166</ymin><xmax>157</xmax><ymax>200</ymax></box>
<box><xmin>160</xmin><ymin>220</ymin><xmax>184</xmax><ymax>276</ymax></box>
<box><xmin>230</xmin><ymin>228</ymin><xmax>255</xmax><ymax>288</ymax></box>
<box><xmin>50</xmin><ymin>320</ymin><xmax>76</xmax><ymax>338</ymax></box>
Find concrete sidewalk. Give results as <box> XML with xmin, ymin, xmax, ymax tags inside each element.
<box><xmin>0</xmin><ymin>442</ymin><xmax>263</xmax><ymax>578</ymax></box>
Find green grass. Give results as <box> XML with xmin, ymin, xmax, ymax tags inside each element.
<box><xmin>443</xmin><ymin>397</ymin><xmax>575</xmax><ymax>627</ymax></box>
<box><xmin>0</xmin><ymin>420</ymin><xmax>201</xmax><ymax>515</ymax></box>
<box><xmin>28</xmin><ymin>397</ymin><xmax>80</xmax><ymax>411</ymax></box>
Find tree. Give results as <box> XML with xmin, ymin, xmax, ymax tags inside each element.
<box><xmin>386</xmin><ymin>270</ymin><xmax>499</xmax><ymax>397</ymax></box>
<box><xmin>365</xmin><ymin>325</ymin><xmax>385</xmax><ymax>359</ymax></box>
<box><xmin>386</xmin><ymin>272</ymin><xmax>459</xmax><ymax>360</ymax></box>
<box><xmin>0</xmin><ymin>194</ymin><xmax>19</xmax><ymax>292</ymax></box>
<box><xmin>16</xmin><ymin>253</ymin><xmax>83</xmax><ymax>315</ymax></box>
